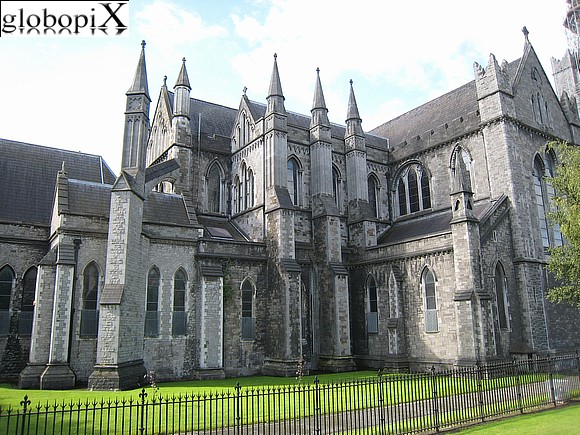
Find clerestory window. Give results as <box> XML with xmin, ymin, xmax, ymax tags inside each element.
<box><xmin>396</xmin><ymin>164</ymin><xmax>431</xmax><ymax>217</ymax></box>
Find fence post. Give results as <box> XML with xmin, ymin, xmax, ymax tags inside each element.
<box><xmin>377</xmin><ymin>370</ymin><xmax>386</xmax><ymax>435</ymax></box>
<box><xmin>576</xmin><ymin>351</ymin><xmax>580</xmax><ymax>381</ymax></box>
<box><xmin>513</xmin><ymin>358</ymin><xmax>523</xmax><ymax>414</ymax></box>
<box><xmin>314</xmin><ymin>377</ymin><xmax>321</xmax><ymax>434</ymax></box>
<box><xmin>18</xmin><ymin>395</ymin><xmax>31</xmax><ymax>435</ymax></box>
<box><xmin>476</xmin><ymin>360</ymin><xmax>485</xmax><ymax>422</ymax></box>
<box><xmin>430</xmin><ymin>366</ymin><xmax>440</xmax><ymax>433</ymax></box>
<box><xmin>547</xmin><ymin>355</ymin><xmax>557</xmax><ymax>406</ymax></box>
<box><xmin>139</xmin><ymin>388</ymin><xmax>147</xmax><ymax>434</ymax></box>
<box><xmin>234</xmin><ymin>382</ymin><xmax>241</xmax><ymax>435</ymax></box>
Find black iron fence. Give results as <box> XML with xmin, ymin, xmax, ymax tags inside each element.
<box><xmin>1</xmin><ymin>353</ymin><xmax>579</xmax><ymax>434</ymax></box>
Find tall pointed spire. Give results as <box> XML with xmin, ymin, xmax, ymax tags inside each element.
<box><xmin>311</xmin><ymin>68</ymin><xmax>329</xmax><ymax>127</ymax></box>
<box><xmin>267</xmin><ymin>54</ymin><xmax>286</xmax><ymax>114</ymax></box>
<box><xmin>345</xmin><ymin>80</ymin><xmax>363</xmax><ymax>137</ymax></box>
<box><xmin>268</xmin><ymin>53</ymin><xmax>284</xmax><ymax>98</ymax></box>
<box><xmin>127</xmin><ymin>40</ymin><xmax>149</xmax><ymax>97</ymax></box>
<box><xmin>346</xmin><ymin>79</ymin><xmax>361</xmax><ymax>121</ymax></box>
<box><xmin>312</xmin><ymin>68</ymin><xmax>327</xmax><ymax>110</ymax></box>
<box><xmin>174</xmin><ymin>57</ymin><xmax>191</xmax><ymax>90</ymax></box>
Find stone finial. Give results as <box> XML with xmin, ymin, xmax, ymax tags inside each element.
<box><xmin>522</xmin><ymin>26</ymin><xmax>529</xmax><ymax>43</ymax></box>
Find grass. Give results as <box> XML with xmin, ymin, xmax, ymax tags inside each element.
<box><xmin>0</xmin><ymin>371</ymin><xmax>377</xmax><ymax>408</ymax></box>
<box><xmin>448</xmin><ymin>401</ymin><xmax>580</xmax><ymax>434</ymax></box>
<box><xmin>0</xmin><ymin>371</ymin><xmax>576</xmax><ymax>434</ymax></box>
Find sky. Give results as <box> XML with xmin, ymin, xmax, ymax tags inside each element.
<box><xmin>0</xmin><ymin>0</ymin><xmax>573</xmax><ymax>175</ymax></box>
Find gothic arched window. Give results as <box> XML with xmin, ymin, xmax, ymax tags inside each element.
<box><xmin>396</xmin><ymin>164</ymin><xmax>431</xmax><ymax>217</ymax></box>
<box><xmin>207</xmin><ymin>163</ymin><xmax>222</xmax><ymax>214</ymax></box>
<box><xmin>422</xmin><ymin>268</ymin><xmax>438</xmax><ymax>333</ymax></box>
<box><xmin>545</xmin><ymin>152</ymin><xmax>563</xmax><ymax>247</ymax></box>
<box><xmin>80</xmin><ymin>262</ymin><xmax>99</xmax><ymax>337</ymax></box>
<box><xmin>366</xmin><ymin>275</ymin><xmax>379</xmax><ymax>333</ymax></box>
<box><xmin>368</xmin><ymin>175</ymin><xmax>379</xmax><ymax>218</ymax></box>
<box><xmin>241</xmin><ymin>279</ymin><xmax>255</xmax><ymax>340</ymax></box>
<box><xmin>0</xmin><ymin>265</ymin><xmax>14</xmax><ymax>335</ymax></box>
<box><xmin>233</xmin><ymin>175</ymin><xmax>240</xmax><ymax>214</ymax></box>
<box><xmin>533</xmin><ymin>156</ymin><xmax>550</xmax><ymax>249</ymax></box>
<box><xmin>172</xmin><ymin>269</ymin><xmax>187</xmax><ymax>336</ymax></box>
<box><xmin>494</xmin><ymin>262</ymin><xmax>509</xmax><ymax>330</ymax></box>
<box><xmin>287</xmin><ymin>157</ymin><xmax>301</xmax><ymax>206</ymax></box>
<box><xmin>332</xmin><ymin>166</ymin><xmax>341</xmax><ymax>209</ymax></box>
<box><xmin>248</xmin><ymin>169</ymin><xmax>255</xmax><ymax>208</ymax></box>
<box><xmin>19</xmin><ymin>266</ymin><xmax>36</xmax><ymax>335</ymax></box>
<box><xmin>145</xmin><ymin>266</ymin><xmax>160</xmax><ymax>337</ymax></box>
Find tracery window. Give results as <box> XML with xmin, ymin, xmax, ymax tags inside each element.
<box><xmin>172</xmin><ymin>269</ymin><xmax>187</xmax><ymax>336</ymax></box>
<box><xmin>80</xmin><ymin>262</ymin><xmax>99</xmax><ymax>337</ymax></box>
<box><xmin>368</xmin><ymin>175</ymin><xmax>379</xmax><ymax>218</ymax></box>
<box><xmin>233</xmin><ymin>175</ymin><xmax>240</xmax><ymax>213</ymax></box>
<box><xmin>332</xmin><ymin>166</ymin><xmax>341</xmax><ymax>209</ymax></box>
<box><xmin>533</xmin><ymin>157</ymin><xmax>550</xmax><ymax>249</ymax></box>
<box><xmin>0</xmin><ymin>266</ymin><xmax>14</xmax><ymax>335</ymax></box>
<box><xmin>145</xmin><ymin>266</ymin><xmax>160</xmax><ymax>337</ymax></box>
<box><xmin>366</xmin><ymin>275</ymin><xmax>378</xmax><ymax>333</ymax></box>
<box><xmin>19</xmin><ymin>266</ymin><xmax>36</xmax><ymax>335</ymax></box>
<box><xmin>207</xmin><ymin>163</ymin><xmax>223</xmax><ymax>213</ymax></box>
<box><xmin>545</xmin><ymin>153</ymin><xmax>563</xmax><ymax>247</ymax></box>
<box><xmin>287</xmin><ymin>157</ymin><xmax>301</xmax><ymax>206</ymax></box>
<box><xmin>396</xmin><ymin>164</ymin><xmax>431</xmax><ymax>217</ymax></box>
<box><xmin>422</xmin><ymin>268</ymin><xmax>438</xmax><ymax>333</ymax></box>
<box><xmin>241</xmin><ymin>279</ymin><xmax>255</xmax><ymax>340</ymax></box>
<box><xmin>494</xmin><ymin>262</ymin><xmax>509</xmax><ymax>330</ymax></box>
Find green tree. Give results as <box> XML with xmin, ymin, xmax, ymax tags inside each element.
<box><xmin>545</xmin><ymin>140</ymin><xmax>580</xmax><ymax>309</ymax></box>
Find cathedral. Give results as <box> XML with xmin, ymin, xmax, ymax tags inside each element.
<box><xmin>1</xmin><ymin>28</ymin><xmax>580</xmax><ymax>390</ymax></box>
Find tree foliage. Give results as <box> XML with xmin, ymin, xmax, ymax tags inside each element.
<box><xmin>545</xmin><ymin>140</ymin><xmax>580</xmax><ymax>309</ymax></box>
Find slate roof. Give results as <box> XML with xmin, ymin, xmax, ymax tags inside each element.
<box><xmin>167</xmin><ymin>92</ymin><xmax>238</xmax><ymax>139</ymax></box>
<box><xmin>370</xmin><ymin>81</ymin><xmax>479</xmax><ymax>147</ymax></box>
<box><xmin>67</xmin><ymin>180</ymin><xmax>111</xmax><ymax>217</ymax></box>
<box><xmin>378</xmin><ymin>201</ymin><xmax>495</xmax><ymax>246</ymax></box>
<box><xmin>0</xmin><ymin>138</ymin><xmax>116</xmax><ymax>225</ymax></box>
<box><xmin>247</xmin><ymin>100</ymin><xmax>388</xmax><ymax>150</ymax></box>
<box><xmin>143</xmin><ymin>192</ymin><xmax>191</xmax><ymax>226</ymax></box>
<box><xmin>369</xmin><ymin>58</ymin><xmax>522</xmax><ymax>147</ymax></box>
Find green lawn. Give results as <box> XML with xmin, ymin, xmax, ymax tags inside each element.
<box><xmin>0</xmin><ymin>371</ymin><xmax>378</xmax><ymax>408</ymax></box>
<box><xmin>1</xmin><ymin>372</ymin><xmax>576</xmax><ymax>434</ymax></box>
<box><xmin>449</xmin><ymin>401</ymin><xmax>580</xmax><ymax>434</ymax></box>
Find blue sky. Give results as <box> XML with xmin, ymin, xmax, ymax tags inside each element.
<box><xmin>0</xmin><ymin>0</ymin><xmax>572</xmax><ymax>174</ymax></box>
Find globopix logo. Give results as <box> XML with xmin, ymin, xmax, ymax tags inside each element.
<box><xmin>0</xmin><ymin>1</ymin><xmax>129</xmax><ymax>36</ymax></box>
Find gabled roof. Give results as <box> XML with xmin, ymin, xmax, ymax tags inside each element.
<box><xmin>0</xmin><ymin>139</ymin><xmax>116</xmax><ymax>225</ymax></box>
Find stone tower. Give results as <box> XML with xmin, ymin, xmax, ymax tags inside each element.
<box><xmin>309</xmin><ymin>70</ymin><xmax>355</xmax><ymax>372</ymax></box>
<box><xmin>88</xmin><ymin>41</ymin><xmax>151</xmax><ymax>390</ymax></box>
<box><xmin>262</xmin><ymin>55</ymin><xmax>303</xmax><ymax>376</ymax></box>
<box><xmin>449</xmin><ymin>152</ymin><xmax>492</xmax><ymax>364</ymax></box>
<box><xmin>474</xmin><ymin>36</ymin><xmax>550</xmax><ymax>353</ymax></box>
